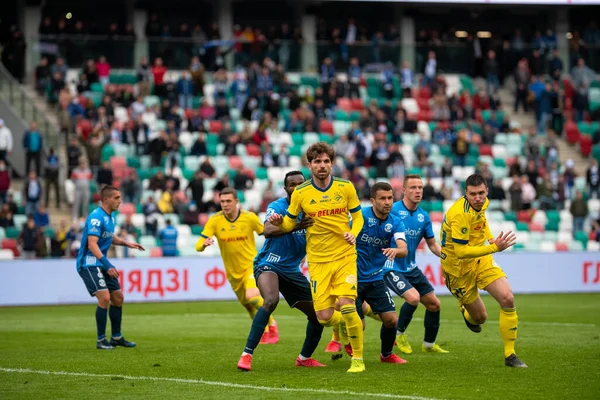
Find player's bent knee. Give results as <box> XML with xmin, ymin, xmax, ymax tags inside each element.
<box><xmin>499</xmin><ymin>292</ymin><xmax>515</xmax><ymax>308</ymax></box>
<box><xmin>317</xmin><ymin>310</ymin><xmax>335</xmax><ymax>326</ymax></box>
<box><xmin>404</xmin><ymin>292</ymin><xmax>420</xmax><ymax>307</ymax></box>
<box><xmin>97</xmin><ymin>293</ymin><xmax>110</xmax><ymax>308</ymax></box>
<box><xmin>426</xmin><ymin>299</ymin><xmax>441</xmax><ymax>312</ymax></box>
<box><xmin>381</xmin><ymin>313</ymin><xmax>398</xmax><ymax>329</ymax></box>
<box><xmin>475</xmin><ymin>311</ymin><xmax>488</xmax><ymax>325</ymax></box>
<box><xmin>262</xmin><ymin>297</ymin><xmax>279</xmax><ymax>312</ymax></box>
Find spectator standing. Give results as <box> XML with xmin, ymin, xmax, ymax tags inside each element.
<box><xmin>159</xmin><ymin>219</ymin><xmax>178</xmax><ymax>257</ymax></box>
<box><xmin>121</xmin><ymin>170</ymin><xmax>141</xmax><ymax>204</ymax></box>
<box><xmin>423</xmin><ymin>51</ymin><xmax>437</xmax><ymax>87</ymax></box>
<box><xmin>520</xmin><ymin>175</ymin><xmax>536</xmax><ymax>210</ymax></box>
<box><xmin>23</xmin><ymin>171</ymin><xmax>43</xmax><ymax>216</ymax></box>
<box><xmin>587</xmin><ymin>159</ymin><xmax>600</xmax><ymax>199</ymax></box>
<box><xmin>570</xmin><ymin>191</ymin><xmax>589</xmax><ymax>235</ymax></box>
<box><xmin>66</xmin><ymin>136</ymin><xmax>82</xmax><ymax>177</ymax></box>
<box><xmin>347</xmin><ymin>57</ymin><xmax>361</xmax><ymax>98</ymax></box>
<box><xmin>0</xmin><ymin>160</ymin><xmax>9</xmax><ymax>204</ymax></box>
<box><xmin>547</xmin><ymin>49</ymin><xmax>563</xmax><ymax>81</ymax></box>
<box><xmin>152</xmin><ymin>57</ymin><xmax>167</xmax><ymax>97</ymax></box>
<box><xmin>96</xmin><ymin>56</ymin><xmax>111</xmax><ymax>87</ymax></box>
<box><xmin>400</xmin><ymin>61</ymin><xmax>415</xmax><ymax>97</ymax></box>
<box><xmin>96</xmin><ymin>162</ymin><xmax>113</xmax><ymax>188</ymax></box>
<box><xmin>485</xmin><ymin>50</ymin><xmax>500</xmax><ymax>94</ymax></box>
<box><xmin>136</xmin><ymin>57</ymin><xmax>152</xmax><ymax>97</ymax></box>
<box><xmin>186</xmin><ymin>171</ymin><xmax>205</xmax><ymax>209</ymax></box>
<box><xmin>44</xmin><ymin>148</ymin><xmax>60</xmax><ymax>208</ymax></box>
<box><xmin>70</xmin><ymin>159</ymin><xmax>92</xmax><ymax>221</ymax></box>
<box><xmin>23</xmin><ymin>121</ymin><xmax>43</xmax><ymax>176</ymax></box>
<box><xmin>18</xmin><ymin>216</ymin><xmax>39</xmax><ymax>259</ymax></box>
<box><xmin>177</xmin><ymin>71</ymin><xmax>194</xmax><ymax>109</ymax></box>
<box><xmin>143</xmin><ymin>197</ymin><xmax>160</xmax><ymax>236</ymax></box>
<box><xmin>509</xmin><ymin>175</ymin><xmax>522</xmax><ymax>212</ymax></box>
<box><xmin>0</xmin><ymin>119</ymin><xmax>13</xmax><ymax>162</ymax></box>
<box><xmin>35</xmin><ymin>57</ymin><xmax>51</xmax><ymax>95</ymax></box>
<box><xmin>33</xmin><ymin>205</ymin><xmax>50</xmax><ymax>227</ymax></box>
<box><xmin>514</xmin><ymin>59</ymin><xmax>530</xmax><ymax>113</ymax></box>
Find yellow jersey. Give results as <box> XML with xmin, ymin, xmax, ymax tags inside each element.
<box><xmin>440</xmin><ymin>197</ymin><xmax>496</xmax><ymax>277</ymax></box>
<box><xmin>197</xmin><ymin>210</ymin><xmax>264</xmax><ymax>282</ymax></box>
<box><xmin>283</xmin><ymin>177</ymin><xmax>362</xmax><ymax>263</ymax></box>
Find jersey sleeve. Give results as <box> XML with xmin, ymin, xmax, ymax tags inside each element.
<box><xmin>251</xmin><ymin>213</ymin><xmax>264</xmax><ymax>235</ymax></box>
<box><xmin>265</xmin><ymin>201</ymin><xmax>282</xmax><ymax>223</ymax></box>
<box><xmin>450</xmin><ymin>211</ymin><xmax>470</xmax><ymax>244</ymax></box>
<box><xmin>280</xmin><ymin>190</ymin><xmax>303</xmax><ymax>232</ymax></box>
<box><xmin>424</xmin><ymin>213</ymin><xmax>435</xmax><ymax>239</ymax></box>
<box><xmin>196</xmin><ymin>217</ymin><xmax>216</xmax><ymax>252</ymax></box>
<box><xmin>394</xmin><ymin>219</ymin><xmax>407</xmax><ymax>242</ymax></box>
<box><xmin>346</xmin><ymin>183</ymin><xmax>361</xmax><ymax>214</ymax></box>
<box><xmin>485</xmin><ymin>222</ymin><xmax>494</xmax><ymax>241</ymax></box>
<box><xmin>87</xmin><ymin>215</ymin><xmax>102</xmax><ymax>237</ymax></box>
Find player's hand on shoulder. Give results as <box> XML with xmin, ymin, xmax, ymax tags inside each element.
<box><xmin>268</xmin><ymin>213</ymin><xmax>284</xmax><ymax>226</ymax></box>
<box><xmin>107</xmin><ymin>268</ymin><xmax>119</xmax><ymax>278</ymax></box>
<box><xmin>493</xmin><ymin>231</ymin><xmax>517</xmax><ymax>252</ymax></box>
<box><xmin>343</xmin><ymin>232</ymin><xmax>356</xmax><ymax>245</ymax></box>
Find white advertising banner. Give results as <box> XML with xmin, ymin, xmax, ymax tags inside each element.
<box><xmin>1</xmin><ymin>252</ymin><xmax>599</xmax><ymax>306</ymax></box>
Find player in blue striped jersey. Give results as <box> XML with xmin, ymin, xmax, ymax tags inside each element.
<box><xmin>353</xmin><ymin>182</ymin><xmax>408</xmax><ymax>364</ymax></box>
<box><xmin>383</xmin><ymin>175</ymin><xmax>448</xmax><ymax>354</ymax></box>
<box><xmin>76</xmin><ymin>186</ymin><xmax>145</xmax><ymax>350</ymax></box>
<box><xmin>238</xmin><ymin>171</ymin><xmax>325</xmax><ymax>371</ymax></box>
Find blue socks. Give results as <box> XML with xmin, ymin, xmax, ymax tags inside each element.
<box><xmin>109</xmin><ymin>306</ymin><xmax>122</xmax><ymax>338</ymax></box>
<box><xmin>243</xmin><ymin>307</ymin><xmax>271</xmax><ymax>355</ymax></box>
<box><xmin>397</xmin><ymin>302</ymin><xmax>418</xmax><ymax>333</ymax></box>
<box><xmin>424</xmin><ymin>310</ymin><xmax>440</xmax><ymax>344</ymax></box>
<box><xmin>96</xmin><ymin>306</ymin><xmax>108</xmax><ymax>340</ymax></box>
<box><xmin>300</xmin><ymin>320</ymin><xmax>324</xmax><ymax>359</ymax></box>
<box><xmin>380</xmin><ymin>325</ymin><xmax>397</xmax><ymax>357</ymax></box>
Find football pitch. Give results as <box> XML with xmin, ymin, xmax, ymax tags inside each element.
<box><xmin>1</xmin><ymin>293</ymin><xmax>599</xmax><ymax>399</ymax></box>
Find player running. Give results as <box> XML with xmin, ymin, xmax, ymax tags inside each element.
<box><xmin>237</xmin><ymin>171</ymin><xmax>325</xmax><ymax>371</ymax></box>
<box><xmin>384</xmin><ymin>175</ymin><xmax>448</xmax><ymax>354</ymax></box>
<box><xmin>354</xmin><ymin>182</ymin><xmax>408</xmax><ymax>364</ymax></box>
<box><xmin>196</xmin><ymin>187</ymin><xmax>279</xmax><ymax>343</ymax></box>
<box><xmin>269</xmin><ymin>142</ymin><xmax>366</xmax><ymax>373</ymax></box>
<box><xmin>441</xmin><ymin>174</ymin><xmax>526</xmax><ymax>368</ymax></box>
<box><xmin>76</xmin><ymin>185</ymin><xmax>145</xmax><ymax>350</ymax></box>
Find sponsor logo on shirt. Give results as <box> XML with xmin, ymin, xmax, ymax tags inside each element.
<box><xmin>310</xmin><ymin>199</ymin><xmax>317</xmax><ymax>204</ymax></box>
<box><xmin>266</xmin><ymin>253</ymin><xmax>281</xmax><ymax>263</ymax></box>
<box><xmin>102</xmin><ymin>231</ymin><xmax>113</xmax><ymax>239</ymax></box>
<box><xmin>224</xmin><ymin>236</ymin><xmax>248</xmax><ymax>243</ymax></box>
<box><xmin>359</xmin><ymin>233</ymin><xmax>390</xmax><ymax>247</ymax></box>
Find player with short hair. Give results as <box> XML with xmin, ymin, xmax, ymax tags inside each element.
<box><xmin>237</xmin><ymin>171</ymin><xmax>325</xmax><ymax>371</ymax></box>
<box><xmin>196</xmin><ymin>187</ymin><xmax>279</xmax><ymax>343</ymax></box>
<box><xmin>353</xmin><ymin>182</ymin><xmax>408</xmax><ymax>364</ymax></box>
<box><xmin>269</xmin><ymin>142</ymin><xmax>366</xmax><ymax>373</ymax></box>
<box><xmin>384</xmin><ymin>175</ymin><xmax>448</xmax><ymax>354</ymax></box>
<box><xmin>441</xmin><ymin>174</ymin><xmax>526</xmax><ymax>368</ymax></box>
<box><xmin>77</xmin><ymin>185</ymin><xmax>145</xmax><ymax>350</ymax></box>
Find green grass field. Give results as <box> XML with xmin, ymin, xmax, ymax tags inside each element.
<box><xmin>1</xmin><ymin>293</ymin><xmax>599</xmax><ymax>399</ymax></box>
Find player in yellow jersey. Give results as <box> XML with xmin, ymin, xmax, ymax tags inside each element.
<box><xmin>440</xmin><ymin>174</ymin><xmax>526</xmax><ymax>368</ymax></box>
<box><xmin>196</xmin><ymin>187</ymin><xmax>279</xmax><ymax>344</ymax></box>
<box><xmin>269</xmin><ymin>142</ymin><xmax>366</xmax><ymax>373</ymax></box>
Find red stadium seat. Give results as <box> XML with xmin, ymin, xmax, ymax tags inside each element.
<box><xmin>209</xmin><ymin>120</ymin><xmax>222</xmax><ymax>133</ymax></box>
<box><xmin>319</xmin><ymin>120</ymin><xmax>334</xmax><ymax>134</ymax></box>
<box><xmin>416</xmin><ymin>110</ymin><xmax>433</xmax><ymax>121</ymax></box>
<box><xmin>580</xmin><ymin>136</ymin><xmax>593</xmax><ymax>157</ymax></box>
<box><xmin>565</xmin><ymin>121</ymin><xmax>580</xmax><ymax>144</ymax></box>
<box><xmin>517</xmin><ymin>210</ymin><xmax>533</xmax><ymax>223</ymax></box>
<box><xmin>529</xmin><ymin>222</ymin><xmax>544</xmax><ymax>232</ymax></box>
<box><xmin>110</xmin><ymin>156</ymin><xmax>126</xmax><ymax>168</ymax></box>
<box><xmin>555</xmin><ymin>243</ymin><xmax>569</xmax><ymax>252</ymax></box>
<box><xmin>337</xmin><ymin>98</ymin><xmax>352</xmax><ymax>111</ymax></box>
<box><xmin>246</xmin><ymin>144</ymin><xmax>261</xmax><ymax>156</ymax></box>
<box><xmin>120</xmin><ymin>203</ymin><xmax>135</xmax><ymax>215</ymax></box>
<box><xmin>416</xmin><ymin>98</ymin><xmax>430</xmax><ymax>110</ymax></box>
<box><xmin>430</xmin><ymin>212</ymin><xmax>444</xmax><ymax>223</ymax></box>
<box><xmin>351</xmin><ymin>98</ymin><xmax>364</xmax><ymax>110</ymax></box>
<box><xmin>389</xmin><ymin>178</ymin><xmax>403</xmax><ymax>191</ymax></box>
<box><xmin>1</xmin><ymin>239</ymin><xmax>19</xmax><ymax>257</ymax></box>
<box><xmin>563</xmin><ymin>79</ymin><xmax>574</xmax><ymax>99</ymax></box>
<box><xmin>150</xmin><ymin>248</ymin><xmax>163</xmax><ymax>257</ymax></box>
<box><xmin>229</xmin><ymin>156</ymin><xmax>243</xmax><ymax>169</ymax></box>
<box><xmin>479</xmin><ymin>145</ymin><xmax>493</xmax><ymax>156</ymax></box>
<box><xmin>418</xmin><ymin>87</ymin><xmax>431</xmax><ymax>99</ymax></box>
<box><xmin>198</xmin><ymin>213</ymin><xmax>209</xmax><ymax>226</ymax></box>
<box><xmin>242</xmin><ymin>168</ymin><xmax>255</xmax><ymax>180</ymax></box>
<box><xmin>184</xmin><ymin>108</ymin><xmax>194</xmax><ymax>119</ymax></box>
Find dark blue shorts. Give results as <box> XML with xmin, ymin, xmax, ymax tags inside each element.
<box><xmin>356</xmin><ymin>280</ymin><xmax>396</xmax><ymax>319</ymax></box>
<box><xmin>384</xmin><ymin>268</ymin><xmax>434</xmax><ymax>298</ymax></box>
<box><xmin>254</xmin><ymin>265</ymin><xmax>313</xmax><ymax>308</ymax></box>
<box><xmin>78</xmin><ymin>266</ymin><xmax>121</xmax><ymax>296</ymax></box>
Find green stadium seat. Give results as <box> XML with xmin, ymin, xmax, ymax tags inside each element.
<box><xmin>516</xmin><ymin>221</ymin><xmax>529</xmax><ymax>231</ymax></box>
<box><xmin>504</xmin><ymin>211</ymin><xmax>517</xmax><ymax>222</ymax></box>
<box><xmin>256</xmin><ymin>167</ymin><xmax>268</xmax><ymax>180</ymax></box>
<box><xmin>191</xmin><ymin>225</ymin><xmax>204</xmax><ymax>235</ymax></box>
<box><xmin>5</xmin><ymin>227</ymin><xmax>19</xmax><ymax>239</ymax></box>
<box><xmin>545</xmin><ymin>221</ymin><xmax>559</xmax><ymax>231</ymax></box>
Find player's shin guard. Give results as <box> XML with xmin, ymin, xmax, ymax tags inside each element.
<box><xmin>243</xmin><ymin>307</ymin><xmax>272</xmax><ymax>355</ymax></box>
<box><xmin>300</xmin><ymin>320</ymin><xmax>324</xmax><ymax>358</ymax></box>
<box><xmin>424</xmin><ymin>310</ymin><xmax>440</xmax><ymax>344</ymax></box>
<box><xmin>331</xmin><ymin>324</ymin><xmax>340</xmax><ymax>342</ymax></box>
<box><xmin>340</xmin><ymin>305</ymin><xmax>364</xmax><ymax>359</ymax></box>
<box><xmin>318</xmin><ymin>310</ymin><xmax>342</xmax><ymax>327</ymax></box>
<box><xmin>96</xmin><ymin>306</ymin><xmax>108</xmax><ymax>340</ymax></box>
<box><xmin>109</xmin><ymin>306</ymin><xmax>122</xmax><ymax>338</ymax></box>
<box><xmin>380</xmin><ymin>325</ymin><xmax>396</xmax><ymax>357</ymax></box>
<box><xmin>397</xmin><ymin>302</ymin><xmax>417</xmax><ymax>333</ymax></box>
<box><xmin>246</xmin><ymin>296</ymin><xmax>263</xmax><ymax>319</ymax></box>
<box><xmin>499</xmin><ymin>307</ymin><xmax>518</xmax><ymax>358</ymax></box>
<box><xmin>364</xmin><ymin>303</ymin><xmax>382</xmax><ymax>322</ymax></box>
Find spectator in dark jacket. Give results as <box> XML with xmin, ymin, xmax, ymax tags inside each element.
<box><xmin>33</xmin><ymin>204</ymin><xmax>50</xmax><ymax>227</ymax></box>
<box><xmin>18</xmin><ymin>216</ymin><xmax>39</xmax><ymax>259</ymax></box>
<box><xmin>186</xmin><ymin>171</ymin><xmax>205</xmax><ymax>208</ymax></box>
<box><xmin>23</xmin><ymin>171</ymin><xmax>43</xmax><ymax>216</ymax></box>
<box><xmin>44</xmin><ymin>148</ymin><xmax>60</xmax><ymax>208</ymax></box>
<box><xmin>0</xmin><ymin>160</ymin><xmax>10</xmax><ymax>204</ymax></box>
<box><xmin>23</xmin><ymin>121</ymin><xmax>43</xmax><ymax>176</ymax></box>
<box><xmin>96</xmin><ymin>162</ymin><xmax>113</xmax><ymax>187</ymax></box>
<box><xmin>177</xmin><ymin>71</ymin><xmax>194</xmax><ymax>109</ymax></box>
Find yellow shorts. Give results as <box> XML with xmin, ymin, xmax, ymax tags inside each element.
<box><xmin>308</xmin><ymin>252</ymin><xmax>358</xmax><ymax>312</ymax></box>
<box><xmin>442</xmin><ymin>255</ymin><xmax>506</xmax><ymax>306</ymax></box>
<box><xmin>230</xmin><ymin>274</ymin><xmax>258</xmax><ymax>305</ymax></box>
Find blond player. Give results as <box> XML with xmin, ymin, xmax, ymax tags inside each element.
<box><xmin>269</xmin><ymin>142</ymin><xmax>366</xmax><ymax>373</ymax></box>
<box><xmin>196</xmin><ymin>187</ymin><xmax>279</xmax><ymax>343</ymax></box>
<box><xmin>440</xmin><ymin>174</ymin><xmax>526</xmax><ymax>368</ymax></box>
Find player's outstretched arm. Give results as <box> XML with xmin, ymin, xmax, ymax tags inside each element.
<box><xmin>112</xmin><ymin>235</ymin><xmax>145</xmax><ymax>251</ymax></box>
<box><xmin>195</xmin><ymin>236</ymin><xmax>214</xmax><ymax>252</ymax></box>
<box><xmin>88</xmin><ymin>236</ymin><xmax>119</xmax><ymax>278</ymax></box>
<box><xmin>426</xmin><ymin>237</ymin><xmax>442</xmax><ymax>257</ymax></box>
<box><xmin>264</xmin><ymin>217</ymin><xmax>314</xmax><ymax>238</ymax></box>
<box><xmin>382</xmin><ymin>238</ymin><xmax>408</xmax><ymax>260</ymax></box>
<box><xmin>267</xmin><ymin>213</ymin><xmax>297</xmax><ymax>232</ymax></box>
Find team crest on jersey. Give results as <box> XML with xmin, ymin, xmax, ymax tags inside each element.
<box><xmin>384</xmin><ymin>223</ymin><xmax>392</xmax><ymax>232</ymax></box>
<box><xmin>334</xmin><ymin>192</ymin><xmax>343</xmax><ymax>201</ymax></box>
<box><xmin>461</xmin><ymin>227</ymin><xmax>468</xmax><ymax>234</ymax></box>
<box><xmin>417</xmin><ymin>214</ymin><xmax>424</xmax><ymax>222</ymax></box>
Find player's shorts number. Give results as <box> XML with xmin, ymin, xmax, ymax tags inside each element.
<box><xmin>312</xmin><ymin>280</ymin><xmax>317</xmax><ymax>294</ymax></box>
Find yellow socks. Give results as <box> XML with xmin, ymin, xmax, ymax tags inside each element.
<box><xmin>318</xmin><ymin>310</ymin><xmax>342</xmax><ymax>327</ymax></box>
<box><xmin>332</xmin><ymin>324</ymin><xmax>340</xmax><ymax>342</ymax></box>
<box><xmin>363</xmin><ymin>303</ymin><xmax>382</xmax><ymax>322</ymax></box>
<box><xmin>499</xmin><ymin>307</ymin><xmax>518</xmax><ymax>358</ymax></box>
<box><xmin>246</xmin><ymin>296</ymin><xmax>263</xmax><ymax>319</ymax></box>
<box><xmin>341</xmin><ymin>304</ymin><xmax>364</xmax><ymax>359</ymax></box>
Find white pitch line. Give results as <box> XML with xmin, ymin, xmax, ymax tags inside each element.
<box><xmin>0</xmin><ymin>367</ymin><xmax>442</xmax><ymax>400</ymax></box>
